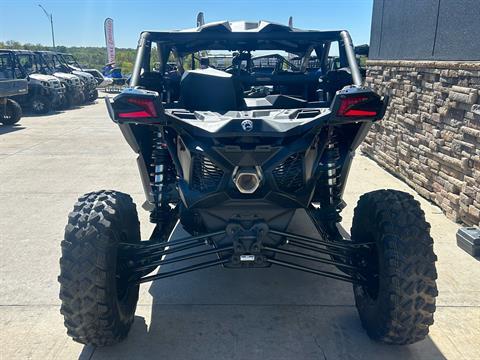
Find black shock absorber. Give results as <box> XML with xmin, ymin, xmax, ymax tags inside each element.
<box><xmin>314</xmin><ymin>127</ymin><xmax>343</xmax><ymax>222</ymax></box>
<box><xmin>150</xmin><ymin>129</ymin><xmax>176</xmax><ymax>225</ymax></box>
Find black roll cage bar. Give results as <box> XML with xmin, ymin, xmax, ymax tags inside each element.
<box><xmin>130</xmin><ymin>30</ymin><xmax>362</xmax><ymax>88</ymax></box>
<box><xmin>0</xmin><ymin>50</ymin><xmax>27</xmax><ymax>79</ymax></box>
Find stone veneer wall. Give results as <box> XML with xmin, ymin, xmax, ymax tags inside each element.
<box><xmin>363</xmin><ymin>60</ymin><xmax>480</xmax><ymax>226</ymax></box>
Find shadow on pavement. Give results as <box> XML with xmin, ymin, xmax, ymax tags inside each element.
<box><xmin>87</xmin><ymin>214</ymin><xmax>447</xmax><ymax>360</ymax></box>
<box><xmin>22</xmin><ymin>109</ymin><xmax>66</xmax><ymax>118</ymax></box>
<box><xmin>0</xmin><ymin>125</ymin><xmax>25</xmax><ymax>135</ymax></box>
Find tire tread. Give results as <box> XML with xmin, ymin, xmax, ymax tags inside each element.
<box><xmin>58</xmin><ymin>190</ymin><xmax>140</xmax><ymax>346</ymax></box>
<box><xmin>352</xmin><ymin>189</ymin><xmax>438</xmax><ymax>345</ymax></box>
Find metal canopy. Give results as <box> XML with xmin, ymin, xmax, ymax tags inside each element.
<box><xmin>142</xmin><ymin>21</ymin><xmax>344</xmax><ymax>53</ymax></box>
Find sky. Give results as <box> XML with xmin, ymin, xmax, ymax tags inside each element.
<box><xmin>0</xmin><ymin>0</ymin><xmax>374</xmax><ymax>49</ymax></box>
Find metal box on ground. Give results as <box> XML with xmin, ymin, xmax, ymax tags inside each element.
<box><xmin>456</xmin><ymin>227</ymin><xmax>480</xmax><ymax>258</ymax></box>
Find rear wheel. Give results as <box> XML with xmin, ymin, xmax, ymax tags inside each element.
<box><xmin>87</xmin><ymin>89</ymin><xmax>98</xmax><ymax>102</ymax></box>
<box><xmin>59</xmin><ymin>190</ymin><xmax>141</xmax><ymax>346</ymax></box>
<box><xmin>1</xmin><ymin>99</ymin><xmax>22</xmax><ymax>125</ymax></box>
<box><xmin>30</xmin><ymin>95</ymin><xmax>51</xmax><ymax>114</ymax></box>
<box><xmin>351</xmin><ymin>190</ymin><xmax>438</xmax><ymax>345</ymax></box>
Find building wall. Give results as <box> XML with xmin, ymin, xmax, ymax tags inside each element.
<box><xmin>369</xmin><ymin>0</ymin><xmax>480</xmax><ymax>61</ymax></box>
<box><xmin>363</xmin><ymin>60</ymin><xmax>480</xmax><ymax>225</ymax></box>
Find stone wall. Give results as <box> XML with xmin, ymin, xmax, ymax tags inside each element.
<box><xmin>363</xmin><ymin>60</ymin><xmax>480</xmax><ymax>226</ymax></box>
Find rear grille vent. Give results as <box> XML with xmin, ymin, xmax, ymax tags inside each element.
<box><xmin>296</xmin><ymin>110</ymin><xmax>320</xmax><ymax>119</ymax></box>
<box><xmin>273</xmin><ymin>152</ymin><xmax>305</xmax><ymax>193</ymax></box>
<box><xmin>191</xmin><ymin>154</ymin><xmax>224</xmax><ymax>192</ymax></box>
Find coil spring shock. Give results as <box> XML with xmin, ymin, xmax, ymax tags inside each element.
<box><xmin>150</xmin><ymin>129</ymin><xmax>175</xmax><ymax>224</ymax></box>
<box><xmin>315</xmin><ymin>128</ymin><xmax>343</xmax><ymax>222</ymax></box>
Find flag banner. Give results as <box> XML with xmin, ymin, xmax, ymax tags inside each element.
<box><xmin>197</xmin><ymin>12</ymin><xmax>205</xmax><ymax>27</ymax></box>
<box><xmin>104</xmin><ymin>18</ymin><xmax>115</xmax><ymax>65</ymax></box>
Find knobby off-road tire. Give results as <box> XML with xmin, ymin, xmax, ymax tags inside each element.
<box><xmin>87</xmin><ymin>89</ymin><xmax>99</xmax><ymax>102</ymax></box>
<box><xmin>76</xmin><ymin>91</ymin><xmax>85</xmax><ymax>105</ymax></box>
<box><xmin>351</xmin><ymin>189</ymin><xmax>438</xmax><ymax>345</ymax></box>
<box><xmin>59</xmin><ymin>190</ymin><xmax>141</xmax><ymax>346</ymax></box>
<box><xmin>1</xmin><ymin>99</ymin><xmax>22</xmax><ymax>125</ymax></box>
<box><xmin>61</xmin><ymin>92</ymin><xmax>74</xmax><ymax>109</ymax></box>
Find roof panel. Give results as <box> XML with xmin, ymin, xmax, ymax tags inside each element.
<box><xmin>142</xmin><ymin>21</ymin><xmax>345</xmax><ymax>54</ymax></box>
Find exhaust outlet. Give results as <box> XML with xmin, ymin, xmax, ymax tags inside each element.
<box><xmin>233</xmin><ymin>167</ymin><xmax>263</xmax><ymax>194</ymax></box>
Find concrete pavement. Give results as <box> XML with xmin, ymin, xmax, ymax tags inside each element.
<box><xmin>0</xmin><ymin>96</ymin><xmax>479</xmax><ymax>359</ymax></box>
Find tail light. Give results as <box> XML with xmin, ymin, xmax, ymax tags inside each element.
<box><xmin>337</xmin><ymin>95</ymin><xmax>377</xmax><ymax>117</ymax></box>
<box><xmin>332</xmin><ymin>87</ymin><xmax>388</xmax><ymax>122</ymax></box>
<box><xmin>118</xmin><ymin>98</ymin><xmax>158</xmax><ymax>118</ymax></box>
<box><xmin>106</xmin><ymin>88</ymin><xmax>163</xmax><ymax>124</ymax></box>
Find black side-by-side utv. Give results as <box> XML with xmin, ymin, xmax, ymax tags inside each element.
<box><xmin>59</xmin><ymin>21</ymin><xmax>438</xmax><ymax>347</ymax></box>
<box><xmin>0</xmin><ymin>50</ymin><xmax>27</xmax><ymax>125</ymax></box>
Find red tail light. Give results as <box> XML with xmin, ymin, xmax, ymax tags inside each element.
<box><xmin>118</xmin><ymin>98</ymin><xmax>158</xmax><ymax>118</ymax></box>
<box><xmin>337</xmin><ymin>95</ymin><xmax>377</xmax><ymax>117</ymax></box>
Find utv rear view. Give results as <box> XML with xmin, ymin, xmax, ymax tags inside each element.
<box><xmin>59</xmin><ymin>21</ymin><xmax>438</xmax><ymax>347</ymax></box>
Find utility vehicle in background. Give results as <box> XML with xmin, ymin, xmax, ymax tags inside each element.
<box><xmin>51</xmin><ymin>52</ymin><xmax>99</xmax><ymax>102</ymax></box>
<box><xmin>2</xmin><ymin>50</ymin><xmax>65</xmax><ymax>114</ymax></box>
<box><xmin>34</xmin><ymin>51</ymin><xmax>84</xmax><ymax>108</ymax></box>
<box><xmin>59</xmin><ymin>21</ymin><xmax>438</xmax><ymax>347</ymax></box>
<box><xmin>61</xmin><ymin>53</ymin><xmax>113</xmax><ymax>88</ymax></box>
<box><xmin>0</xmin><ymin>50</ymin><xmax>27</xmax><ymax>125</ymax></box>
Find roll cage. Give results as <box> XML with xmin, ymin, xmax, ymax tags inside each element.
<box><xmin>130</xmin><ymin>22</ymin><xmax>362</xmax><ymax>90</ymax></box>
<box><xmin>0</xmin><ymin>50</ymin><xmax>26</xmax><ymax>80</ymax></box>
<box><xmin>35</xmin><ymin>51</ymin><xmax>69</xmax><ymax>74</ymax></box>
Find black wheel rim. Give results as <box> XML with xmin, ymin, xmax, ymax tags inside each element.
<box><xmin>356</xmin><ymin>232</ymin><xmax>380</xmax><ymax>300</ymax></box>
<box><xmin>116</xmin><ymin>232</ymin><xmax>132</xmax><ymax>301</ymax></box>
<box><xmin>363</xmin><ymin>244</ymin><xmax>380</xmax><ymax>299</ymax></box>
<box><xmin>32</xmin><ymin>100</ymin><xmax>45</xmax><ymax>112</ymax></box>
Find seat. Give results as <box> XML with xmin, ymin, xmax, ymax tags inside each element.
<box><xmin>139</xmin><ymin>72</ymin><xmax>164</xmax><ymax>94</ymax></box>
<box><xmin>321</xmin><ymin>68</ymin><xmax>353</xmax><ymax>100</ymax></box>
<box><xmin>179</xmin><ymin>68</ymin><xmax>245</xmax><ymax>112</ymax></box>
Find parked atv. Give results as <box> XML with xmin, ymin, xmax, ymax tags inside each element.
<box><xmin>52</xmin><ymin>52</ymin><xmax>98</xmax><ymax>103</ymax></box>
<box><xmin>0</xmin><ymin>50</ymin><xmax>27</xmax><ymax>125</ymax></box>
<box><xmin>35</xmin><ymin>51</ymin><xmax>84</xmax><ymax>108</ymax></box>
<box><xmin>3</xmin><ymin>50</ymin><xmax>65</xmax><ymax>114</ymax></box>
<box><xmin>59</xmin><ymin>21</ymin><xmax>438</xmax><ymax>347</ymax></box>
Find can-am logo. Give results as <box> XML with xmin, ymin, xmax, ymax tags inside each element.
<box><xmin>241</xmin><ymin>120</ymin><xmax>253</xmax><ymax>132</ymax></box>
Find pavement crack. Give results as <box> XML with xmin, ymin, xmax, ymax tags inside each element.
<box><xmin>314</xmin><ymin>336</ymin><xmax>328</xmax><ymax>360</ymax></box>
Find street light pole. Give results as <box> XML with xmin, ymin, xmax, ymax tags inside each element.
<box><xmin>38</xmin><ymin>4</ymin><xmax>55</xmax><ymax>49</ymax></box>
